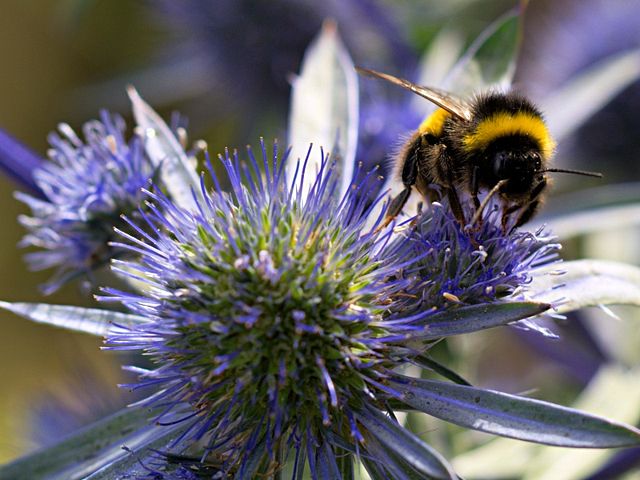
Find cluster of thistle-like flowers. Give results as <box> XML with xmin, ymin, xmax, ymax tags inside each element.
<box><xmin>96</xmin><ymin>141</ymin><xmax>556</xmax><ymax>473</ymax></box>
<box><xmin>16</xmin><ymin>111</ymin><xmax>560</xmax><ymax>474</ymax></box>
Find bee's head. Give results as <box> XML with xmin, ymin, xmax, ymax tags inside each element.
<box><xmin>493</xmin><ymin>147</ymin><xmax>544</xmax><ymax>191</ymax></box>
<box><xmin>486</xmin><ymin>136</ymin><xmax>602</xmax><ymax>193</ymax></box>
<box><xmin>482</xmin><ymin>136</ymin><xmax>545</xmax><ymax>194</ymax></box>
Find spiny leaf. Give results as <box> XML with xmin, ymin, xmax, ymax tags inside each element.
<box><xmin>407</xmin><ymin>301</ymin><xmax>550</xmax><ymax>341</ymax></box>
<box><xmin>129</xmin><ymin>87</ymin><xmax>202</xmax><ymax>210</ymax></box>
<box><xmin>390</xmin><ymin>374</ymin><xmax>640</xmax><ymax>448</ymax></box>
<box><xmin>287</xmin><ymin>21</ymin><xmax>359</xmax><ymax>200</ymax></box>
<box><xmin>534</xmin><ymin>183</ymin><xmax>640</xmax><ymax>238</ymax></box>
<box><xmin>452</xmin><ymin>365</ymin><xmax>640</xmax><ymax>479</ymax></box>
<box><xmin>446</xmin><ymin>4</ymin><xmax>523</xmax><ymax>93</ymax></box>
<box><xmin>357</xmin><ymin>406</ymin><xmax>456</xmax><ymax>479</ymax></box>
<box><xmin>542</xmin><ymin>48</ymin><xmax>640</xmax><ymax>143</ymax></box>
<box><xmin>0</xmin><ymin>301</ymin><xmax>147</xmax><ymax>336</ymax></box>
<box><xmin>528</xmin><ymin>260</ymin><xmax>640</xmax><ymax>314</ymax></box>
<box><xmin>0</xmin><ymin>406</ymin><xmax>164</xmax><ymax>480</ymax></box>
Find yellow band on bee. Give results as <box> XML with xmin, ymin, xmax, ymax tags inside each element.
<box><xmin>418</xmin><ymin>108</ymin><xmax>449</xmax><ymax>136</ymax></box>
<box><xmin>463</xmin><ymin>112</ymin><xmax>556</xmax><ymax>158</ymax></box>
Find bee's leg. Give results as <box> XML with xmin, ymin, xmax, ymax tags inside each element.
<box><xmin>433</xmin><ymin>143</ymin><xmax>466</xmax><ymax>227</ymax></box>
<box><xmin>376</xmin><ymin>139</ymin><xmax>421</xmax><ymax>231</ymax></box>
<box><xmin>470</xmin><ymin>165</ymin><xmax>481</xmax><ymax>211</ymax></box>
<box><xmin>446</xmin><ymin>187</ymin><xmax>467</xmax><ymax>227</ymax></box>
<box><xmin>504</xmin><ymin>178</ymin><xmax>548</xmax><ymax>232</ymax></box>
<box><xmin>382</xmin><ymin>187</ymin><xmax>412</xmax><ymax>226</ymax></box>
<box><xmin>502</xmin><ymin>203</ymin><xmax>519</xmax><ymax>233</ymax></box>
<box><xmin>470</xmin><ymin>179</ymin><xmax>508</xmax><ymax>230</ymax></box>
<box><xmin>466</xmin><ymin>165</ymin><xmax>482</xmax><ymax>230</ymax></box>
<box><xmin>513</xmin><ymin>198</ymin><xmax>542</xmax><ymax>230</ymax></box>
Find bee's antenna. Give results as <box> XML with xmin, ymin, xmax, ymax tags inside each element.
<box><xmin>543</xmin><ymin>168</ymin><xmax>603</xmax><ymax>178</ymax></box>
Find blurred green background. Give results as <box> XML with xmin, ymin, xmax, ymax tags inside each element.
<box><xmin>1</xmin><ymin>0</ymin><xmax>639</xmax><ymax>468</ymax></box>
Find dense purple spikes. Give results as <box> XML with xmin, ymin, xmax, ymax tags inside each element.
<box><xmin>15</xmin><ymin>112</ymin><xmax>157</xmax><ymax>294</ymax></box>
<box><xmin>94</xmin><ymin>137</ymin><xmax>560</xmax><ymax>477</ymax></box>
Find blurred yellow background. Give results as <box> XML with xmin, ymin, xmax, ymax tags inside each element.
<box><xmin>0</xmin><ymin>1</ymin><xmax>152</xmax><ymax>461</ymax></box>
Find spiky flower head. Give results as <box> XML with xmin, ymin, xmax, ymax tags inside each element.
<box><xmin>16</xmin><ymin>112</ymin><xmax>156</xmax><ymax>294</ymax></box>
<box><xmin>100</xmin><ymin>141</ymin><xmax>565</xmax><ymax>478</ymax></box>
<box><xmin>102</xmin><ymin>140</ymin><xmax>451</xmax><ymax>477</ymax></box>
<box><xmin>398</xmin><ymin>200</ymin><xmax>560</xmax><ymax>315</ymax></box>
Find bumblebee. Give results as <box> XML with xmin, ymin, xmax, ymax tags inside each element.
<box><xmin>357</xmin><ymin>68</ymin><xmax>601</xmax><ymax>231</ymax></box>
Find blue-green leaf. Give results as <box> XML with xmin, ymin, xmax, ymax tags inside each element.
<box><xmin>361</xmin><ymin>433</ymin><xmax>440</xmax><ymax>480</ymax></box>
<box><xmin>452</xmin><ymin>365</ymin><xmax>640</xmax><ymax>479</ymax></box>
<box><xmin>413</xmin><ymin>354</ymin><xmax>472</xmax><ymax>386</ymax></box>
<box><xmin>0</xmin><ymin>301</ymin><xmax>147</xmax><ymax>336</ymax></box>
<box><xmin>532</xmin><ymin>183</ymin><xmax>640</xmax><ymax>238</ymax></box>
<box><xmin>390</xmin><ymin>375</ymin><xmax>640</xmax><ymax>448</ymax></box>
<box><xmin>528</xmin><ymin>260</ymin><xmax>640</xmax><ymax>314</ymax></box>
<box><xmin>128</xmin><ymin>87</ymin><xmax>202</xmax><ymax>210</ymax></box>
<box><xmin>236</xmin><ymin>438</ymin><xmax>267</xmax><ymax>480</ymax></box>
<box><xmin>357</xmin><ymin>406</ymin><xmax>455</xmax><ymax>479</ymax></box>
<box><xmin>360</xmin><ymin>455</ymin><xmax>389</xmax><ymax>480</ymax></box>
<box><xmin>336</xmin><ymin>446</ymin><xmax>354</xmax><ymax>480</ymax></box>
<box><xmin>85</xmin><ymin>425</ymin><xmax>191</xmax><ymax>480</ymax></box>
<box><xmin>547</xmin><ymin>182</ymin><xmax>640</xmax><ymax>214</ymax></box>
<box><xmin>537</xmin><ymin>203</ymin><xmax>640</xmax><ymax>239</ymax></box>
<box><xmin>406</xmin><ymin>301</ymin><xmax>550</xmax><ymax>341</ymax></box>
<box><xmin>412</xmin><ymin>27</ymin><xmax>465</xmax><ymax>116</ymax></box>
<box><xmin>0</xmin><ymin>405</ymin><xmax>160</xmax><ymax>480</ymax></box>
<box><xmin>287</xmin><ymin>21</ymin><xmax>359</xmax><ymax>199</ymax></box>
<box><xmin>447</xmin><ymin>5</ymin><xmax>523</xmax><ymax>93</ymax></box>
<box><xmin>418</xmin><ymin>27</ymin><xmax>465</xmax><ymax>87</ymax></box>
<box><xmin>315</xmin><ymin>441</ymin><xmax>341</xmax><ymax>480</ymax></box>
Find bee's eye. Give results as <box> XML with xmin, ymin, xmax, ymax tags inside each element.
<box><xmin>528</xmin><ymin>151</ymin><xmax>542</xmax><ymax>170</ymax></box>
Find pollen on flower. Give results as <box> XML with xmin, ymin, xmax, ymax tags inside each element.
<box><xmin>233</xmin><ymin>254</ymin><xmax>250</xmax><ymax>269</ymax></box>
<box><xmin>256</xmin><ymin>249</ymin><xmax>280</xmax><ymax>284</ymax></box>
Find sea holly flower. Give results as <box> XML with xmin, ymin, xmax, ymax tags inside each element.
<box><xmin>15</xmin><ymin>112</ymin><xmax>156</xmax><ymax>294</ymax></box>
<box><xmin>431</xmin><ymin>208</ymin><xmax>557</xmax><ymax>306</ymax></box>
<box><xmin>97</xmin><ymin>141</ymin><xmax>459</xmax><ymax>477</ymax></box>
<box><xmin>2</xmin><ymin>140</ymin><xmax>640</xmax><ymax>479</ymax></box>
<box><xmin>14</xmin><ymin>93</ymin><xmax>201</xmax><ymax>295</ymax></box>
<box><xmin>3</xmin><ymin>11</ymin><xmax>640</xmax><ymax>480</ymax></box>
<box><xmin>398</xmin><ymin>201</ymin><xmax>560</xmax><ymax>329</ymax></box>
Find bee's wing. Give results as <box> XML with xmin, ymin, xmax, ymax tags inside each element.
<box><xmin>356</xmin><ymin>67</ymin><xmax>473</xmax><ymax>122</ymax></box>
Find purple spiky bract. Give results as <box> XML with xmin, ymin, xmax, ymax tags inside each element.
<box><xmin>16</xmin><ymin>112</ymin><xmax>155</xmax><ymax>294</ymax></box>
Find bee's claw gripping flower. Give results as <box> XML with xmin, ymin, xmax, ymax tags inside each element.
<box><xmin>16</xmin><ymin>111</ymin><xmax>157</xmax><ymax>294</ymax></box>
<box><xmin>98</xmin><ymin>140</ymin><xmax>560</xmax><ymax>478</ymax></box>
